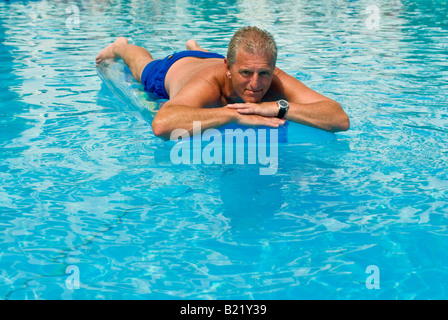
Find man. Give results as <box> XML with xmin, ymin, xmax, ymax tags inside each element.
<box><xmin>96</xmin><ymin>26</ymin><xmax>350</xmax><ymax>139</ymax></box>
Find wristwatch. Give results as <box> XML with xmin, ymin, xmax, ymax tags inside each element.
<box><xmin>276</xmin><ymin>99</ymin><xmax>289</xmax><ymax>119</ymax></box>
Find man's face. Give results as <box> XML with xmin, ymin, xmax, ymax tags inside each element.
<box><xmin>226</xmin><ymin>50</ymin><xmax>275</xmax><ymax>103</ymax></box>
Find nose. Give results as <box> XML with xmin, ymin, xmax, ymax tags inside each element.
<box><xmin>249</xmin><ymin>73</ymin><xmax>261</xmax><ymax>89</ymax></box>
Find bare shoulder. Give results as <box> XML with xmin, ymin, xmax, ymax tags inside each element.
<box><xmin>271</xmin><ymin>67</ymin><xmax>335</xmax><ymax>104</ymax></box>
<box><xmin>166</xmin><ymin>63</ymin><xmax>226</xmax><ymax>108</ymax></box>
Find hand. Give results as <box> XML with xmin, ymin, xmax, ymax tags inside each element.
<box><xmin>226</xmin><ymin>107</ymin><xmax>285</xmax><ymax>128</ymax></box>
<box><xmin>226</xmin><ymin>101</ymin><xmax>278</xmax><ymax>118</ymax></box>
<box><xmin>236</xmin><ymin>114</ymin><xmax>286</xmax><ymax>128</ymax></box>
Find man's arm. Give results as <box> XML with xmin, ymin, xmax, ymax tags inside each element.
<box><xmin>152</xmin><ymin>78</ymin><xmax>285</xmax><ymax>139</ymax></box>
<box><xmin>226</xmin><ymin>68</ymin><xmax>350</xmax><ymax>132</ymax></box>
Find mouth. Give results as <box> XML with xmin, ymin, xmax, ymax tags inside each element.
<box><xmin>242</xmin><ymin>89</ymin><xmax>264</xmax><ymax>102</ymax></box>
<box><xmin>245</xmin><ymin>89</ymin><xmax>263</xmax><ymax>95</ymax></box>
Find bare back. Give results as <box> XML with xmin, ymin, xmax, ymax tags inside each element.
<box><xmin>165</xmin><ymin>57</ymin><xmax>226</xmax><ymax>101</ymax></box>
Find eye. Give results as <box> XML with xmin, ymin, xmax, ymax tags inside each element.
<box><xmin>259</xmin><ymin>71</ymin><xmax>271</xmax><ymax>77</ymax></box>
<box><xmin>239</xmin><ymin>70</ymin><xmax>252</xmax><ymax>77</ymax></box>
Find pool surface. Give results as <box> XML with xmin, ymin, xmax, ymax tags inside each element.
<box><xmin>1</xmin><ymin>0</ymin><xmax>448</xmax><ymax>299</ymax></box>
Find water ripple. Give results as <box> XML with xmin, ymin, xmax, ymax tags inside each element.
<box><xmin>1</xmin><ymin>0</ymin><xmax>448</xmax><ymax>299</ymax></box>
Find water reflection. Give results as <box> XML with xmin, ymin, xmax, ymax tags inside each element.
<box><xmin>1</xmin><ymin>0</ymin><xmax>448</xmax><ymax>299</ymax></box>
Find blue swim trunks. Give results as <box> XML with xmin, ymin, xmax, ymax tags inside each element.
<box><xmin>141</xmin><ymin>50</ymin><xmax>225</xmax><ymax>100</ymax></box>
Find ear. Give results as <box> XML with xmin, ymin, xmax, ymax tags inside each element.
<box><xmin>224</xmin><ymin>58</ymin><xmax>231</xmax><ymax>78</ymax></box>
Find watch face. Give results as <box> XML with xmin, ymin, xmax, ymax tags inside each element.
<box><xmin>279</xmin><ymin>100</ymin><xmax>288</xmax><ymax>108</ymax></box>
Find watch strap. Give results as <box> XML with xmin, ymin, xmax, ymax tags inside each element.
<box><xmin>276</xmin><ymin>100</ymin><xmax>289</xmax><ymax>119</ymax></box>
<box><xmin>277</xmin><ymin>106</ymin><xmax>287</xmax><ymax>119</ymax></box>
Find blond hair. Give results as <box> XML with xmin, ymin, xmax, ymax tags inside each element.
<box><xmin>227</xmin><ymin>26</ymin><xmax>277</xmax><ymax>67</ymax></box>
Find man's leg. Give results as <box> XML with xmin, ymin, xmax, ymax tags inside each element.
<box><xmin>96</xmin><ymin>37</ymin><xmax>153</xmax><ymax>83</ymax></box>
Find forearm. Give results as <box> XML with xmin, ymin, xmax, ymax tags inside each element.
<box><xmin>152</xmin><ymin>103</ymin><xmax>286</xmax><ymax>139</ymax></box>
<box><xmin>286</xmin><ymin>101</ymin><xmax>350</xmax><ymax>132</ymax></box>
<box><xmin>227</xmin><ymin>100</ymin><xmax>350</xmax><ymax>132</ymax></box>
<box><xmin>152</xmin><ymin>105</ymin><xmax>235</xmax><ymax>139</ymax></box>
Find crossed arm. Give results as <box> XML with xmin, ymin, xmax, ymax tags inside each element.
<box><xmin>151</xmin><ymin>68</ymin><xmax>349</xmax><ymax>139</ymax></box>
<box><xmin>227</xmin><ymin>69</ymin><xmax>350</xmax><ymax>133</ymax></box>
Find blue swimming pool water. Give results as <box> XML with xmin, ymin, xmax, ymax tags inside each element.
<box><xmin>1</xmin><ymin>0</ymin><xmax>448</xmax><ymax>300</ymax></box>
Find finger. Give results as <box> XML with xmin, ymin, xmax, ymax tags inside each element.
<box><xmin>252</xmin><ymin>117</ymin><xmax>283</xmax><ymax>128</ymax></box>
<box><xmin>276</xmin><ymin>118</ymin><xmax>287</xmax><ymax>125</ymax></box>
<box><xmin>261</xmin><ymin>121</ymin><xmax>281</xmax><ymax>128</ymax></box>
<box><xmin>236</xmin><ymin>108</ymin><xmax>255</xmax><ymax>114</ymax></box>
<box><xmin>257</xmin><ymin>115</ymin><xmax>285</xmax><ymax>124</ymax></box>
<box><xmin>226</xmin><ymin>104</ymin><xmax>247</xmax><ymax>109</ymax></box>
<box><xmin>266</xmin><ymin>118</ymin><xmax>286</xmax><ymax>126</ymax></box>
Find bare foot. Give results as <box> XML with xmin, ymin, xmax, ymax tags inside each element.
<box><xmin>96</xmin><ymin>37</ymin><xmax>128</xmax><ymax>66</ymax></box>
<box><xmin>185</xmin><ymin>39</ymin><xmax>209</xmax><ymax>52</ymax></box>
